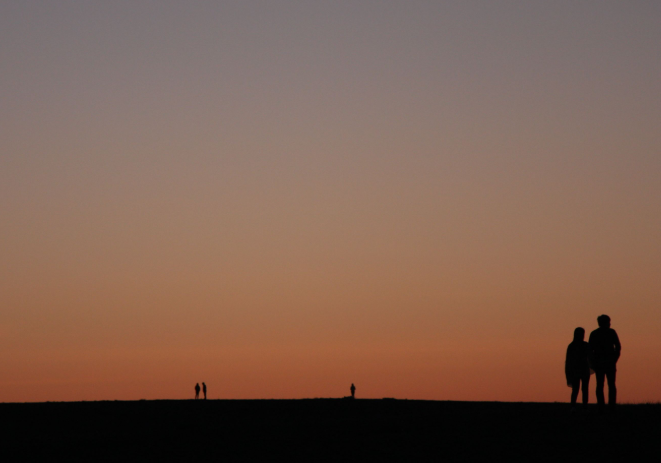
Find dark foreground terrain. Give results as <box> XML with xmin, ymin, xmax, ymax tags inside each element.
<box><xmin>2</xmin><ymin>399</ymin><xmax>659</xmax><ymax>462</ymax></box>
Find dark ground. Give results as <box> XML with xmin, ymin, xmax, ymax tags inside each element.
<box><xmin>2</xmin><ymin>399</ymin><xmax>659</xmax><ymax>462</ymax></box>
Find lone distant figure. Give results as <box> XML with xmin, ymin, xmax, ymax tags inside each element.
<box><xmin>350</xmin><ymin>383</ymin><xmax>356</xmax><ymax>399</ymax></box>
<box><xmin>195</xmin><ymin>383</ymin><xmax>201</xmax><ymax>400</ymax></box>
<box><xmin>589</xmin><ymin>315</ymin><xmax>621</xmax><ymax>411</ymax></box>
<box><xmin>202</xmin><ymin>382</ymin><xmax>207</xmax><ymax>400</ymax></box>
<box><xmin>565</xmin><ymin>327</ymin><xmax>592</xmax><ymax>410</ymax></box>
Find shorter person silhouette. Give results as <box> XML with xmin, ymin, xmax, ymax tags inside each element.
<box><xmin>195</xmin><ymin>383</ymin><xmax>200</xmax><ymax>400</ymax></box>
<box><xmin>565</xmin><ymin>327</ymin><xmax>592</xmax><ymax>411</ymax></box>
<box><xmin>202</xmin><ymin>382</ymin><xmax>207</xmax><ymax>400</ymax></box>
<box><xmin>350</xmin><ymin>383</ymin><xmax>356</xmax><ymax>399</ymax></box>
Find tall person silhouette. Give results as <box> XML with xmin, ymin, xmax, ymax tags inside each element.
<box><xmin>202</xmin><ymin>382</ymin><xmax>207</xmax><ymax>400</ymax></box>
<box><xmin>350</xmin><ymin>383</ymin><xmax>356</xmax><ymax>399</ymax></box>
<box><xmin>589</xmin><ymin>315</ymin><xmax>621</xmax><ymax>411</ymax></box>
<box><xmin>565</xmin><ymin>327</ymin><xmax>592</xmax><ymax>410</ymax></box>
<box><xmin>195</xmin><ymin>383</ymin><xmax>200</xmax><ymax>400</ymax></box>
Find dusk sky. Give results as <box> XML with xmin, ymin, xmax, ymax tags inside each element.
<box><xmin>1</xmin><ymin>1</ymin><xmax>660</xmax><ymax>403</ymax></box>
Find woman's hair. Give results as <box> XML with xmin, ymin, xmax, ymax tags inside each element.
<box><xmin>573</xmin><ymin>327</ymin><xmax>585</xmax><ymax>341</ymax></box>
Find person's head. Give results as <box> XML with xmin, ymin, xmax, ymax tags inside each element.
<box><xmin>573</xmin><ymin>327</ymin><xmax>585</xmax><ymax>342</ymax></box>
<box><xmin>597</xmin><ymin>314</ymin><xmax>611</xmax><ymax>328</ymax></box>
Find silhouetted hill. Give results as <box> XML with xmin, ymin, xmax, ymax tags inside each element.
<box><xmin>2</xmin><ymin>399</ymin><xmax>659</xmax><ymax>462</ymax></box>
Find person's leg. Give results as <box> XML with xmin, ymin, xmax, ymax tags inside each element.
<box><xmin>595</xmin><ymin>371</ymin><xmax>606</xmax><ymax>410</ymax></box>
<box><xmin>570</xmin><ymin>380</ymin><xmax>579</xmax><ymax>405</ymax></box>
<box><xmin>581</xmin><ymin>375</ymin><xmax>590</xmax><ymax>406</ymax></box>
<box><xmin>607</xmin><ymin>370</ymin><xmax>617</xmax><ymax>408</ymax></box>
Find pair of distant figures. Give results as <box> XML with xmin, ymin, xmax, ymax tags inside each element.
<box><xmin>194</xmin><ymin>382</ymin><xmax>207</xmax><ymax>400</ymax></box>
<box><xmin>565</xmin><ymin>314</ymin><xmax>621</xmax><ymax>412</ymax></box>
<box><xmin>193</xmin><ymin>382</ymin><xmax>354</xmax><ymax>400</ymax></box>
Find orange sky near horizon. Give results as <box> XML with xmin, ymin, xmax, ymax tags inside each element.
<box><xmin>1</xmin><ymin>1</ymin><xmax>660</xmax><ymax>403</ymax></box>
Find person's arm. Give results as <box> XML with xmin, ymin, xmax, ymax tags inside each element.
<box><xmin>587</xmin><ymin>332</ymin><xmax>596</xmax><ymax>369</ymax></box>
<box><xmin>565</xmin><ymin>345</ymin><xmax>572</xmax><ymax>386</ymax></box>
<box><xmin>613</xmin><ymin>330</ymin><xmax>621</xmax><ymax>362</ymax></box>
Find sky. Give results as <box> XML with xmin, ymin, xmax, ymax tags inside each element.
<box><xmin>1</xmin><ymin>0</ymin><xmax>660</xmax><ymax>403</ymax></box>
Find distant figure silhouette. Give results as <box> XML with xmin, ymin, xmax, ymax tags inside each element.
<box><xmin>350</xmin><ymin>383</ymin><xmax>356</xmax><ymax>399</ymax></box>
<box><xmin>202</xmin><ymin>382</ymin><xmax>207</xmax><ymax>400</ymax></box>
<box><xmin>565</xmin><ymin>327</ymin><xmax>592</xmax><ymax>410</ymax></box>
<box><xmin>589</xmin><ymin>315</ymin><xmax>621</xmax><ymax>411</ymax></box>
<box><xmin>195</xmin><ymin>383</ymin><xmax>200</xmax><ymax>400</ymax></box>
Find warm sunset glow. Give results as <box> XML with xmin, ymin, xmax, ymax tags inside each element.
<box><xmin>1</xmin><ymin>1</ymin><xmax>660</xmax><ymax>403</ymax></box>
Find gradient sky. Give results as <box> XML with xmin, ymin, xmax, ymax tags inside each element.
<box><xmin>1</xmin><ymin>1</ymin><xmax>660</xmax><ymax>403</ymax></box>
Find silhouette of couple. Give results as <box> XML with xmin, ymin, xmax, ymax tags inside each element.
<box><xmin>565</xmin><ymin>315</ymin><xmax>621</xmax><ymax>412</ymax></box>
<box><xmin>194</xmin><ymin>382</ymin><xmax>207</xmax><ymax>400</ymax></box>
